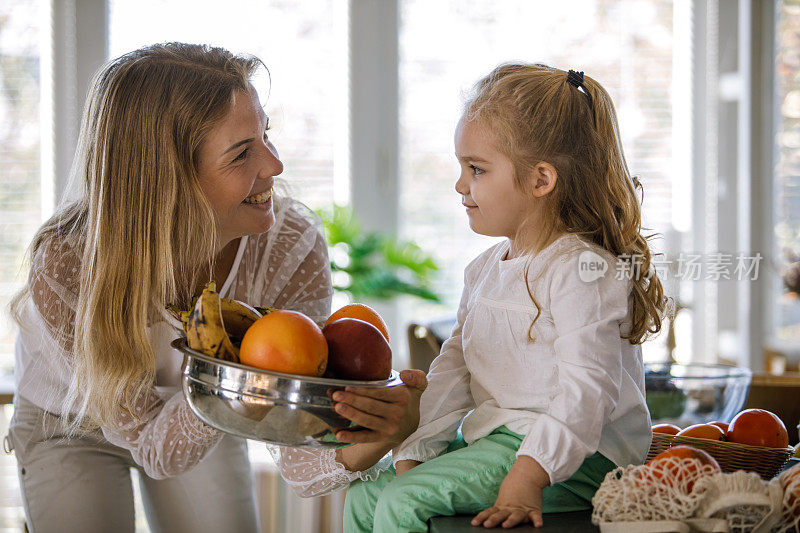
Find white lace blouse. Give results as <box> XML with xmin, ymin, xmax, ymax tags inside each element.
<box><xmin>13</xmin><ymin>197</ymin><xmax>361</xmax><ymax>483</ymax></box>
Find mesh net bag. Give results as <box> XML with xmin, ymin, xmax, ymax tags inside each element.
<box><xmin>591</xmin><ymin>458</ymin><xmax>720</xmax><ymax>523</ymax></box>
<box><xmin>693</xmin><ymin>471</ymin><xmax>775</xmax><ymax>532</ymax></box>
<box><xmin>776</xmin><ymin>463</ymin><xmax>800</xmax><ymax>533</ymax></box>
<box><xmin>592</xmin><ymin>457</ymin><xmax>800</xmax><ymax>532</ymax></box>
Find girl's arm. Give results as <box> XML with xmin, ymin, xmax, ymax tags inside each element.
<box><xmin>392</xmin><ymin>277</ymin><xmax>475</xmax><ymax>466</ymax></box>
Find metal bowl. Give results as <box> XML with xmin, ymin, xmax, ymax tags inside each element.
<box><xmin>172</xmin><ymin>338</ymin><xmax>403</xmax><ymax>448</ymax></box>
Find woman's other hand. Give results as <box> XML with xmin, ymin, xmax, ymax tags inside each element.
<box><xmin>333</xmin><ymin>369</ymin><xmax>427</xmax><ymax>445</ymax></box>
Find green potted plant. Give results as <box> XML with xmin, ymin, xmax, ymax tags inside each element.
<box><xmin>315</xmin><ymin>204</ymin><xmax>441</xmax><ymax>303</ymax></box>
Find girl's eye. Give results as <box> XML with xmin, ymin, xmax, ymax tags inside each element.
<box><xmin>470</xmin><ymin>164</ymin><xmax>484</xmax><ymax>175</ymax></box>
<box><xmin>232</xmin><ymin>148</ymin><xmax>248</xmax><ymax>163</ymax></box>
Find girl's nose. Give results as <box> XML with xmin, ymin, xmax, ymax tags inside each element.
<box><xmin>258</xmin><ymin>140</ymin><xmax>284</xmax><ymax>179</ymax></box>
<box><xmin>454</xmin><ymin>172</ymin><xmax>468</xmax><ymax>195</ymax></box>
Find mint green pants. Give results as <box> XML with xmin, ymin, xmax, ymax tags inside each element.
<box><xmin>344</xmin><ymin>426</ymin><xmax>615</xmax><ymax>533</ymax></box>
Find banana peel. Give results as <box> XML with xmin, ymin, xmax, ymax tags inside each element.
<box><xmin>183</xmin><ymin>282</ymin><xmax>262</xmax><ymax>363</ymax></box>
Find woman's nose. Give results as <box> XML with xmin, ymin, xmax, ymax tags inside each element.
<box><xmin>258</xmin><ymin>140</ymin><xmax>283</xmax><ymax>179</ymax></box>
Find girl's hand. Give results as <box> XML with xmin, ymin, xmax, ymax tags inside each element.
<box><xmin>471</xmin><ymin>456</ymin><xmax>550</xmax><ymax>529</ymax></box>
<box><xmin>395</xmin><ymin>459</ymin><xmax>421</xmax><ymax>476</ymax></box>
<box><xmin>333</xmin><ymin>369</ymin><xmax>427</xmax><ymax>445</ymax></box>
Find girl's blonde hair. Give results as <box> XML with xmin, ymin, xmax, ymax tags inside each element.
<box><xmin>464</xmin><ymin>63</ymin><xmax>669</xmax><ymax>344</ymax></box>
<box><xmin>12</xmin><ymin>43</ymin><xmax>263</xmax><ymax>430</ymax></box>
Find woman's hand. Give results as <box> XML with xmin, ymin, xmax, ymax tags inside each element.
<box><xmin>471</xmin><ymin>455</ymin><xmax>550</xmax><ymax>529</ymax></box>
<box><xmin>333</xmin><ymin>369</ymin><xmax>427</xmax><ymax>445</ymax></box>
<box><xmin>395</xmin><ymin>459</ymin><xmax>421</xmax><ymax>476</ymax></box>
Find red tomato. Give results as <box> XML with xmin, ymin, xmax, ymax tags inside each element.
<box><xmin>726</xmin><ymin>409</ymin><xmax>789</xmax><ymax>448</ymax></box>
<box><xmin>652</xmin><ymin>423</ymin><xmax>681</xmax><ymax>435</ymax></box>
<box><xmin>677</xmin><ymin>423</ymin><xmax>726</xmax><ymax>441</ymax></box>
<box><xmin>709</xmin><ymin>421</ymin><xmax>729</xmax><ymax>433</ymax></box>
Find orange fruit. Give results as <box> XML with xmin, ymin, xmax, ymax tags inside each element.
<box><xmin>677</xmin><ymin>423</ymin><xmax>726</xmax><ymax>441</ymax></box>
<box><xmin>325</xmin><ymin>303</ymin><xmax>389</xmax><ymax>341</ymax></box>
<box><xmin>780</xmin><ymin>463</ymin><xmax>800</xmax><ymax>519</ymax></box>
<box><xmin>240</xmin><ymin>310</ymin><xmax>328</xmax><ymax>376</ymax></box>
<box><xmin>709</xmin><ymin>421</ymin><xmax>729</xmax><ymax>433</ymax></box>
<box><xmin>652</xmin><ymin>423</ymin><xmax>681</xmax><ymax>435</ymax></box>
<box><xmin>646</xmin><ymin>445</ymin><xmax>720</xmax><ymax>492</ymax></box>
<box><xmin>726</xmin><ymin>409</ymin><xmax>789</xmax><ymax>448</ymax></box>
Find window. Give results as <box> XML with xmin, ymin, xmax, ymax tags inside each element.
<box><xmin>0</xmin><ymin>0</ymin><xmax>49</xmax><ymax>373</ymax></box>
<box><xmin>397</xmin><ymin>0</ymin><xmax>691</xmax><ymax>363</ymax></box>
<box><xmin>773</xmin><ymin>1</ymin><xmax>800</xmax><ymax>347</ymax></box>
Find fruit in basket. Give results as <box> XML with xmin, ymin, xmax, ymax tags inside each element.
<box><xmin>184</xmin><ymin>282</ymin><xmax>262</xmax><ymax>363</ymax></box>
<box><xmin>652</xmin><ymin>423</ymin><xmax>681</xmax><ymax>435</ymax></box>
<box><xmin>646</xmin><ymin>445</ymin><xmax>720</xmax><ymax>492</ymax></box>
<box><xmin>239</xmin><ymin>310</ymin><xmax>328</xmax><ymax>376</ymax></box>
<box><xmin>677</xmin><ymin>423</ymin><xmax>726</xmax><ymax>441</ymax></box>
<box><xmin>322</xmin><ymin>318</ymin><xmax>392</xmax><ymax>381</ymax></box>
<box><xmin>726</xmin><ymin>408</ymin><xmax>789</xmax><ymax>448</ymax></box>
<box><xmin>709</xmin><ymin>421</ymin><xmax>729</xmax><ymax>433</ymax></box>
<box><xmin>325</xmin><ymin>303</ymin><xmax>390</xmax><ymax>342</ymax></box>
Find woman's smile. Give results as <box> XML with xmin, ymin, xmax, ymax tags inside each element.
<box><xmin>242</xmin><ymin>188</ymin><xmax>272</xmax><ymax>207</ymax></box>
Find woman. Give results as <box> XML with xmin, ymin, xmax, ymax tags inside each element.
<box><xmin>7</xmin><ymin>42</ymin><xmax>424</xmax><ymax>532</ymax></box>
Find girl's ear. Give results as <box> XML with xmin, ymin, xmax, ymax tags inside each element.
<box><xmin>530</xmin><ymin>162</ymin><xmax>557</xmax><ymax>198</ymax></box>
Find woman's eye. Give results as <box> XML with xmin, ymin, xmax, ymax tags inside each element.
<box><xmin>470</xmin><ymin>165</ymin><xmax>484</xmax><ymax>175</ymax></box>
<box><xmin>232</xmin><ymin>148</ymin><xmax>248</xmax><ymax>163</ymax></box>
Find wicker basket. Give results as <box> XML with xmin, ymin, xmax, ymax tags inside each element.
<box><xmin>646</xmin><ymin>433</ymin><xmax>794</xmax><ymax>480</ymax></box>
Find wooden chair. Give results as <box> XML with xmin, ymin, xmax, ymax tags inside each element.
<box><xmin>406</xmin><ymin>323</ymin><xmax>442</xmax><ymax>372</ymax></box>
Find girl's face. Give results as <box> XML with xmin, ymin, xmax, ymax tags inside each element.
<box><xmin>197</xmin><ymin>86</ymin><xmax>283</xmax><ymax>247</ymax></box>
<box><xmin>454</xmin><ymin>118</ymin><xmax>534</xmax><ymax>245</ymax></box>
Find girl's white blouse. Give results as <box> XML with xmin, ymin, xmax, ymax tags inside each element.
<box><xmin>13</xmin><ymin>197</ymin><xmax>343</xmax><ymax>480</ymax></box>
<box><xmin>392</xmin><ymin>234</ymin><xmax>652</xmax><ymax>485</ymax></box>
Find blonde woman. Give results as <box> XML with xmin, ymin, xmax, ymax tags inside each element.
<box><xmin>7</xmin><ymin>43</ymin><xmax>425</xmax><ymax>532</ymax></box>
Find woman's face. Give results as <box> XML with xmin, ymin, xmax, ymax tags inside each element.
<box><xmin>197</xmin><ymin>86</ymin><xmax>283</xmax><ymax>247</ymax></box>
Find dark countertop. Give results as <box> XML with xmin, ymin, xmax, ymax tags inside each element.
<box><xmin>429</xmin><ymin>510</ymin><xmax>598</xmax><ymax>532</ymax></box>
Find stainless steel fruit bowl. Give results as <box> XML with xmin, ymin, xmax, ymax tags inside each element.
<box><xmin>172</xmin><ymin>338</ymin><xmax>403</xmax><ymax>448</ymax></box>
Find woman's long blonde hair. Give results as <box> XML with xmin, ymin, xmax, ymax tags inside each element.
<box><xmin>464</xmin><ymin>63</ymin><xmax>669</xmax><ymax>344</ymax></box>
<box><xmin>12</xmin><ymin>43</ymin><xmax>262</xmax><ymax>430</ymax></box>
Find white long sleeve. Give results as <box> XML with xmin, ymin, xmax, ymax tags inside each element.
<box><xmin>392</xmin><ymin>279</ymin><xmax>475</xmax><ymax>464</ymax></box>
<box><xmin>390</xmin><ymin>236</ymin><xmax>651</xmax><ymax>483</ymax></box>
<box><xmin>266</xmin><ymin>445</ymin><xmax>392</xmax><ymax>498</ymax></box>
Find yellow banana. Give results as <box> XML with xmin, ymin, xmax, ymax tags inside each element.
<box><xmin>219</xmin><ymin>298</ymin><xmax>262</xmax><ymax>341</ymax></box>
<box><xmin>186</xmin><ymin>282</ymin><xmax>239</xmax><ymax>363</ymax></box>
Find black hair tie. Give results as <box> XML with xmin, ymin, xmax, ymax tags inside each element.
<box><xmin>566</xmin><ymin>69</ymin><xmax>594</xmax><ymax>116</ymax></box>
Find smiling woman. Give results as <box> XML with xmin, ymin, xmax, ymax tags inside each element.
<box><xmin>4</xmin><ymin>43</ymin><xmax>332</xmax><ymax>532</ymax></box>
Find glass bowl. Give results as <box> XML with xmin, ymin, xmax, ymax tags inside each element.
<box><xmin>645</xmin><ymin>362</ymin><xmax>752</xmax><ymax>427</ymax></box>
<box><xmin>172</xmin><ymin>338</ymin><xmax>403</xmax><ymax>448</ymax></box>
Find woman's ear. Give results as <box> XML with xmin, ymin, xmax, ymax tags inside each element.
<box><xmin>529</xmin><ymin>162</ymin><xmax>557</xmax><ymax>198</ymax></box>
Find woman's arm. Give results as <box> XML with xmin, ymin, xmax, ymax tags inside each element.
<box><xmin>101</xmin><ymin>389</ymin><xmax>222</xmax><ymax>479</ymax></box>
<box><xmin>334</xmin><ymin>369</ymin><xmax>427</xmax><ymax>470</ymax></box>
<box><xmin>272</xmin><ymin>369</ymin><xmax>427</xmax><ymax>497</ymax></box>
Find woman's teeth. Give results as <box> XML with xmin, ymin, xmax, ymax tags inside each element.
<box><xmin>243</xmin><ymin>190</ymin><xmax>272</xmax><ymax>204</ymax></box>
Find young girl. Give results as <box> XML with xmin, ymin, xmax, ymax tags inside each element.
<box><xmin>344</xmin><ymin>64</ymin><xmax>668</xmax><ymax>532</ymax></box>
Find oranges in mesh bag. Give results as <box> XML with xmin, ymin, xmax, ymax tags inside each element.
<box><xmin>781</xmin><ymin>463</ymin><xmax>800</xmax><ymax>524</ymax></box>
<box><xmin>645</xmin><ymin>445</ymin><xmax>721</xmax><ymax>492</ymax></box>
